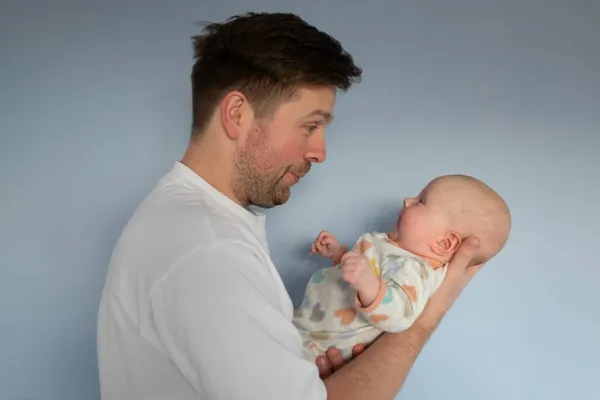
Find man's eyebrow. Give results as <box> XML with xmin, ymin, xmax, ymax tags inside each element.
<box><xmin>304</xmin><ymin>110</ymin><xmax>333</xmax><ymax>123</ymax></box>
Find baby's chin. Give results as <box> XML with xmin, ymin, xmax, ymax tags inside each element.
<box><xmin>391</xmin><ymin>231</ymin><xmax>423</xmax><ymax>255</ymax></box>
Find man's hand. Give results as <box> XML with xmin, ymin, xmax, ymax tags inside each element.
<box><xmin>316</xmin><ymin>343</ymin><xmax>368</xmax><ymax>379</ymax></box>
<box><xmin>317</xmin><ymin>237</ymin><xmax>483</xmax><ymax>380</ymax></box>
<box><xmin>427</xmin><ymin>236</ymin><xmax>483</xmax><ymax>315</ymax></box>
<box><xmin>310</xmin><ymin>230</ymin><xmax>342</xmax><ymax>260</ymax></box>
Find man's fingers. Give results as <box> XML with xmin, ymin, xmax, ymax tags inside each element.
<box><xmin>352</xmin><ymin>343</ymin><xmax>366</xmax><ymax>358</ymax></box>
<box><xmin>447</xmin><ymin>236</ymin><xmax>480</xmax><ymax>271</ymax></box>
<box><xmin>326</xmin><ymin>347</ymin><xmax>345</xmax><ymax>372</ymax></box>
<box><xmin>317</xmin><ymin>346</ymin><xmax>366</xmax><ymax>379</ymax></box>
<box><xmin>466</xmin><ymin>262</ymin><xmax>484</xmax><ymax>276</ymax></box>
<box><xmin>316</xmin><ymin>355</ymin><xmax>332</xmax><ymax>379</ymax></box>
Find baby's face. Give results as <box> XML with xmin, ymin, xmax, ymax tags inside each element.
<box><xmin>393</xmin><ymin>175</ymin><xmax>510</xmax><ymax>264</ymax></box>
<box><xmin>392</xmin><ymin>179</ymin><xmax>454</xmax><ymax>256</ymax></box>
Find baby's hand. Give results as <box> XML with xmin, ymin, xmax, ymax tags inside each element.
<box><xmin>340</xmin><ymin>251</ymin><xmax>379</xmax><ymax>293</ymax></box>
<box><xmin>310</xmin><ymin>230</ymin><xmax>341</xmax><ymax>260</ymax></box>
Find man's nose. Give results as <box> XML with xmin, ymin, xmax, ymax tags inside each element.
<box><xmin>305</xmin><ymin>130</ymin><xmax>326</xmax><ymax>163</ymax></box>
<box><xmin>403</xmin><ymin>197</ymin><xmax>414</xmax><ymax>207</ymax></box>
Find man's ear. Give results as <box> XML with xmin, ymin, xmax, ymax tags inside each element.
<box><xmin>219</xmin><ymin>90</ymin><xmax>253</xmax><ymax>140</ymax></box>
<box><xmin>431</xmin><ymin>231</ymin><xmax>462</xmax><ymax>257</ymax></box>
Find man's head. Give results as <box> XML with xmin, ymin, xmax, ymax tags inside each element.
<box><xmin>394</xmin><ymin>175</ymin><xmax>511</xmax><ymax>266</ymax></box>
<box><xmin>188</xmin><ymin>12</ymin><xmax>362</xmax><ymax>208</ymax></box>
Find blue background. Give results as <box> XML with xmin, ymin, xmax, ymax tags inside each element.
<box><xmin>1</xmin><ymin>1</ymin><xmax>599</xmax><ymax>399</ymax></box>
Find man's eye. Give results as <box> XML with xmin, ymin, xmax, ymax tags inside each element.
<box><xmin>305</xmin><ymin>125</ymin><xmax>319</xmax><ymax>134</ymax></box>
<box><xmin>306</xmin><ymin>125</ymin><xmax>319</xmax><ymax>136</ymax></box>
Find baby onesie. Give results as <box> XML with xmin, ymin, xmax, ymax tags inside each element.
<box><xmin>292</xmin><ymin>231</ymin><xmax>447</xmax><ymax>362</ymax></box>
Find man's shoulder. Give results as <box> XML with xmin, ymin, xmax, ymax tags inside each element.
<box><xmin>105</xmin><ymin>176</ymin><xmax>271</xmax><ymax>308</ymax></box>
<box><xmin>110</xmin><ymin>175</ymin><xmax>260</xmax><ymax>278</ymax></box>
<box><xmin>136</xmin><ymin>174</ymin><xmax>253</xmax><ymax>243</ymax></box>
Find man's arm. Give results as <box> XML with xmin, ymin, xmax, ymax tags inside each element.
<box><xmin>320</xmin><ymin>237</ymin><xmax>482</xmax><ymax>400</ymax></box>
<box><xmin>150</xmin><ymin>236</ymin><xmax>480</xmax><ymax>400</ymax></box>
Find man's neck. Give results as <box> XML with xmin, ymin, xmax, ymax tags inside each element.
<box><xmin>180</xmin><ymin>137</ymin><xmax>243</xmax><ymax>207</ymax></box>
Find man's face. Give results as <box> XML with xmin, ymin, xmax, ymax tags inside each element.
<box><xmin>233</xmin><ymin>86</ymin><xmax>336</xmax><ymax>208</ymax></box>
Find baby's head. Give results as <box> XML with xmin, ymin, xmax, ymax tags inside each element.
<box><xmin>392</xmin><ymin>175</ymin><xmax>511</xmax><ymax>266</ymax></box>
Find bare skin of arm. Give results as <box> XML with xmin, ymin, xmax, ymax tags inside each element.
<box><xmin>319</xmin><ymin>237</ymin><xmax>482</xmax><ymax>400</ymax></box>
<box><xmin>331</xmin><ymin>245</ymin><xmax>348</xmax><ymax>266</ymax></box>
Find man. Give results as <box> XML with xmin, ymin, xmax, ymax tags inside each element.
<box><xmin>97</xmin><ymin>12</ymin><xmax>483</xmax><ymax>400</ymax></box>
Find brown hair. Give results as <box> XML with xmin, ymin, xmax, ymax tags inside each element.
<box><xmin>190</xmin><ymin>12</ymin><xmax>362</xmax><ymax>136</ymax></box>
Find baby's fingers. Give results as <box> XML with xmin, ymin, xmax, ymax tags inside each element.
<box><xmin>317</xmin><ymin>230</ymin><xmax>332</xmax><ymax>241</ymax></box>
<box><xmin>340</xmin><ymin>250</ymin><xmax>359</xmax><ymax>263</ymax></box>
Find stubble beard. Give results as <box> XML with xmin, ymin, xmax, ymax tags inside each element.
<box><xmin>233</xmin><ymin>124</ymin><xmax>290</xmax><ymax>209</ymax></box>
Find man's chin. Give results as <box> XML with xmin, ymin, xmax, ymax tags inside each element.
<box><xmin>252</xmin><ymin>188</ymin><xmax>290</xmax><ymax>209</ymax></box>
<box><xmin>274</xmin><ymin>187</ymin><xmax>291</xmax><ymax>206</ymax></box>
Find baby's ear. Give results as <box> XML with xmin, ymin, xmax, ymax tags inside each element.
<box><xmin>432</xmin><ymin>231</ymin><xmax>462</xmax><ymax>256</ymax></box>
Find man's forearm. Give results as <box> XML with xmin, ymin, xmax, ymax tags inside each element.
<box><xmin>323</xmin><ymin>302</ymin><xmax>445</xmax><ymax>400</ymax></box>
<box><xmin>322</xmin><ymin>236</ymin><xmax>480</xmax><ymax>399</ymax></box>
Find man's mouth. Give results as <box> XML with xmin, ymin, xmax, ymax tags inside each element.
<box><xmin>287</xmin><ymin>164</ymin><xmax>311</xmax><ymax>180</ymax></box>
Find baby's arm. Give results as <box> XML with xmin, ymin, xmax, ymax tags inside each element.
<box><xmin>331</xmin><ymin>245</ymin><xmax>349</xmax><ymax>265</ymax></box>
<box><xmin>311</xmin><ymin>231</ymin><xmax>349</xmax><ymax>265</ymax></box>
<box><xmin>355</xmin><ymin>259</ymin><xmax>428</xmax><ymax>333</ymax></box>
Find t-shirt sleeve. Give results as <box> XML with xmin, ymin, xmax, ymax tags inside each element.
<box><xmin>149</xmin><ymin>240</ymin><xmax>327</xmax><ymax>400</ymax></box>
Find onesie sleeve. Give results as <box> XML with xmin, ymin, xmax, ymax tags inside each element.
<box><xmin>149</xmin><ymin>240</ymin><xmax>326</xmax><ymax>400</ymax></box>
<box><xmin>354</xmin><ymin>257</ymin><xmax>430</xmax><ymax>333</ymax></box>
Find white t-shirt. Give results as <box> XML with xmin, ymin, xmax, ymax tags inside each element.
<box><xmin>97</xmin><ymin>161</ymin><xmax>326</xmax><ymax>400</ymax></box>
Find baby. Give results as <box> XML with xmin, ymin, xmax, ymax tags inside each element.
<box><xmin>292</xmin><ymin>174</ymin><xmax>511</xmax><ymax>362</ymax></box>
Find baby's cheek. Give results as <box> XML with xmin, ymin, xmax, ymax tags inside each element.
<box><xmin>399</xmin><ymin>214</ymin><xmax>419</xmax><ymax>234</ymax></box>
<box><xmin>399</xmin><ymin>218</ymin><xmax>428</xmax><ymax>248</ymax></box>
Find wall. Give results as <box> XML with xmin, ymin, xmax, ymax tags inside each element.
<box><xmin>1</xmin><ymin>1</ymin><xmax>598</xmax><ymax>399</ymax></box>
